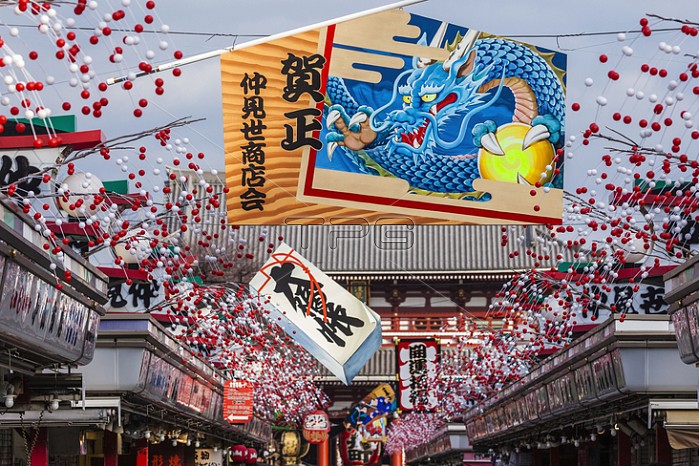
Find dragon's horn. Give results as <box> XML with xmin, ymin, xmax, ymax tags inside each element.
<box><xmin>416</xmin><ymin>21</ymin><xmax>448</xmax><ymax>68</ymax></box>
<box><xmin>443</xmin><ymin>29</ymin><xmax>481</xmax><ymax>73</ymax></box>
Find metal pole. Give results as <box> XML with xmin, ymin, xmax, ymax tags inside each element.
<box><xmin>106</xmin><ymin>0</ymin><xmax>429</xmax><ymax>85</ymax></box>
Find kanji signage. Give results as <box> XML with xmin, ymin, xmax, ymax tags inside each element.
<box><xmin>224</xmin><ymin>379</ymin><xmax>254</xmax><ymax>423</ymax></box>
<box><xmin>0</xmin><ymin>129</ymin><xmax>103</xmax><ymax>199</ymax></box>
<box><xmin>149</xmin><ymin>445</ymin><xmax>186</xmax><ymax>466</ymax></box>
<box><xmin>106</xmin><ymin>280</ymin><xmax>162</xmax><ymax>312</ymax></box>
<box><xmin>250</xmin><ymin>243</ymin><xmax>381</xmax><ymax>384</ymax></box>
<box><xmin>339</xmin><ymin>428</ymin><xmax>383</xmax><ymax>466</ymax></box>
<box><xmin>196</xmin><ymin>449</ymin><xmax>223</xmax><ymax>466</ymax></box>
<box><xmin>222</xmin><ymin>8</ymin><xmax>566</xmax><ymax>225</ymax></box>
<box><xmin>396</xmin><ymin>339</ymin><xmax>440</xmax><ymax>411</ymax></box>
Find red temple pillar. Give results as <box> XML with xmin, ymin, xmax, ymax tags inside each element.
<box><xmin>390</xmin><ymin>448</ymin><xmax>403</xmax><ymax>466</ymax></box>
<box><xmin>29</xmin><ymin>428</ymin><xmax>48</xmax><ymax>466</ymax></box>
<box><xmin>317</xmin><ymin>438</ymin><xmax>329</xmax><ymax>466</ymax></box>
<box><xmin>104</xmin><ymin>430</ymin><xmax>119</xmax><ymax>466</ymax></box>
<box><xmin>617</xmin><ymin>431</ymin><xmax>631</xmax><ymax>466</ymax></box>
<box><xmin>655</xmin><ymin>424</ymin><xmax>672</xmax><ymax>465</ymax></box>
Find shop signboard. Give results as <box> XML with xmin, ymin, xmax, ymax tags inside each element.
<box><xmin>0</xmin><ymin>256</ymin><xmax>99</xmax><ymax>365</ymax></box>
<box><xmin>250</xmin><ymin>243</ymin><xmax>381</xmax><ymax>384</ymax></box>
<box><xmin>224</xmin><ymin>379</ymin><xmax>254</xmax><ymax>424</ymax></box>
<box><xmin>396</xmin><ymin>339</ymin><xmax>440</xmax><ymax>411</ymax></box>
<box><xmin>196</xmin><ymin>449</ymin><xmax>223</xmax><ymax>466</ymax></box>
<box><xmin>222</xmin><ymin>8</ymin><xmax>566</xmax><ymax>225</ymax></box>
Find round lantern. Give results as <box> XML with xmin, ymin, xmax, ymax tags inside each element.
<box><xmin>246</xmin><ymin>447</ymin><xmax>258</xmax><ymax>464</ymax></box>
<box><xmin>622</xmin><ymin>236</ymin><xmax>653</xmax><ymax>264</ymax></box>
<box><xmin>541</xmin><ymin>296</ymin><xmax>565</xmax><ymax>324</ymax></box>
<box><xmin>56</xmin><ymin>172</ymin><xmax>105</xmax><ymax>218</ymax></box>
<box><xmin>112</xmin><ymin>228</ymin><xmax>152</xmax><ymax>264</ymax></box>
<box><xmin>230</xmin><ymin>444</ymin><xmax>249</xmax><ymax>464</ymax></box>
<box><xmin>302</xmin><ymin>411</ymin><xmax>330</xmax><ymax>444</ymax></box>
<box><xmin>280</xmin><ymin>431</ymin><xmax>301</xmax><ymax>458</ymax></box>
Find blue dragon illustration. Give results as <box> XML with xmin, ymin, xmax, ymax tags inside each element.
<box><xmin>324</xmin><ymin>30</ymin><xmax>565</xmax><ymax>197</ymax></box>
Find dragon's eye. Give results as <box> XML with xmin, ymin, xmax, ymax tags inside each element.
<box><xmin>402</xmin><ymin>95</ymin><xmax>412</xmax><ymax>104</ymax></box>
<box><xmin>421</xmin><ymin>93</ymin><xmax>438</xmax><ymax>103</ymax></box>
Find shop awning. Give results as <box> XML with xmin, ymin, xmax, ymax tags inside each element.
<box><xmin>666</xmin><ymin>411</ymin><xmax>699</xmax><ymax>449</ymax></box>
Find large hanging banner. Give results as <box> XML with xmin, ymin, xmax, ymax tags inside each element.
<box><xmin>222</xmin><ymin>8</ymin><xmax>566</xmax><ymax>225</ymax></box>
<box><xmin>396</xmin><ymin>339</ymin><xmax>440</xmax><ymax>411</ymax></box>
<box><xmin>250</xmin><ymin>243</ymin><xmax>381</xmax><ymax>384</ymax></box>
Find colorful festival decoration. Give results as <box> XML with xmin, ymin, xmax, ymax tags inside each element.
<box><xmin>339</xmin><ymin>427</ymin><xmax>384</xmax><ymax>466</ymax></box>
<box><xmin>302</xmin><ymin>410</ymin><xmax>331</xmax><ymax>444</ymax></box>
<box><xmin>250</xmin><ymin>243</ymin><xmax>381</xmax><ymax>384</ymax></box>
<box><xmin>346</xmin><ymin>384</ymin><xmax>397</xmax><ymax>427</ymax></box>
<box><xmin>246</xmin><ymin>448</ymin><xmax>258</xmax><ymax>464</ymax></box>
<box><xmin>396</xmin><ymin>339</ymin><xmax>440</xmax><ymax>411</ymax></box>
<box><xmin>222</xmin><ymin>9</ymin><xmax>566</xmax><ymax>225</ymax></box>
<box><xmin>340</xmin><ymin>384</ymin><xmax>396</xmax><ymax>466</ymax></box>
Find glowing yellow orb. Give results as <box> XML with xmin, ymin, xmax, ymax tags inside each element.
<box><xmin>477</xmin><ymin>122</ymin><xmax>555</xmax><ymax>185</ymax></box>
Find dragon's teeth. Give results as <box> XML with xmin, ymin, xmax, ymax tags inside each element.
<box><xmin>430</xmin><ymin>105</ymin><xmax>437</xmax><ymax>115</ymax></box>
<box><xmin>412</xmin><ymin>139</ymin><xmax>420</xmax><ymax>149</ymax></box>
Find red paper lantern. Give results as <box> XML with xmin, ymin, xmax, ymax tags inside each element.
<box><xmin>231</xmin><ymin>444</ymin><xmax>249</xmax><ymax>464</ymax></box>
<box><xmin>246</xmin><ymin>447</ymin><xmax>258</xmax><ymax>464</ymax></box>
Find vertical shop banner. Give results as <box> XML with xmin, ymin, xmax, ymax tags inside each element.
<box><xmin>396</xmin><ymin>339</ymin><xmax>440</xmax><ymax>411</ymax></box>
<box><xmin>222</xmin><ymin>8</ymin><xmax>566</xmax><ymax>225</ymax></box>
<box><xmin>223</xmin><ymin>379</ymin><xmax>254</xmax><ymax>423</ymax></box>
<box><xmin>250</xmin><ymin>243</ymin><xmax>381</xmax><ymax>384</ymax></box>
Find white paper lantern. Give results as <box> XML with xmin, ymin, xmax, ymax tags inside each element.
<box><xmin>112</xmin><ymin>229</ymin><xmax>152</xmax><ymax>264</ymax></box>
<box><xmin>56</xmin><ymin>172</ymin><xmax>105</xmax><ymax>218</ymax></box>
<box><xmin>541</xmin><ymin>296</ymin><xmax>565</xmax><ymax>324</ymax></box>
<box><xmin>622</xmin><ymin>236</ymin><xmax>653</xmax><ymax>264</ymax></box>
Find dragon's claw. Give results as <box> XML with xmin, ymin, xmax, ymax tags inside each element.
<box><xmin>324</xmin><ymin>103</ymin><xmax>377</xmax><ymax>159</ymax></box>
<box><xmin>517</xmin><ymin>173</ymin><xmax>533</xmax><ymax>185</ymax></box>
<box><xmin>348</xmin><ymin>112</ymin><xmax>369</xmax><ymax>128</ymax></box>
<box><xmin>480</xmin><ymin>132</ymin><xmax>505</xmax><ymax>155</ymax></box>
<box><xmin>326</xmin><ymin>133</ymin><xmax>345</xmax><ymax>161</ymax></box>
<box><xmin>326</xmin><ymin>109</ymin><xmax>342</xmax><ymax>128</ymax></box>
<box><xmin>530</xmin><ymin>114</ymin><xmax>562</xmax><ymax>146</ymax></box>
<box><xmin>522</xmin><ymin>124</ymin><xmax>551</xmax><ymax>151</ymax></box>
<box><xmin>327</xmin><ymin>142</ymin><xmax>338</xmax><ymax>161</ymax></box>
<box><xmin>472</xmin><ymin>120</ymin><xmax>500</xmax><ymax>150</ymax></box>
